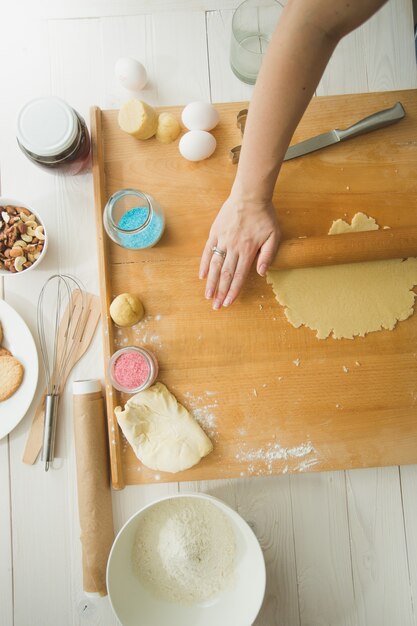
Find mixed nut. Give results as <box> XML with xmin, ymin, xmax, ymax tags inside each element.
<box><xmin>0</xmin><ymin>205</ymin><xmax>45</xmax><ymax>273</ymax></box>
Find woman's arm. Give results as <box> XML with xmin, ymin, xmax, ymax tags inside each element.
<box><xmin>199</xmin><ymin>0</ymin><xmax>387</xmax><ymax>310</ymax></box>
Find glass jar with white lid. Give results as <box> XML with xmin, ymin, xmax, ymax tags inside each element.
<box><xmin>16</xmin><ymin>97</ymin><xmax>91</xmax><ymax>175</ymax></box>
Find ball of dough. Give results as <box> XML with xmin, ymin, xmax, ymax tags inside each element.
<box><xmin>110</xmin><ymin>293</ymin><xmax>144</xmax><ymax>327</ymax></box>
<box><xmin>118</xmin><ymin>99</ymin><xmax>158</xmax><ymax>140</ymax></box>
<box><xmin>156</xmin><ymin>112</ymin><xmax>181</xmax><ymax>144</ymax></box>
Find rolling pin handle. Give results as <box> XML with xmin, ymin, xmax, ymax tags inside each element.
<box><xmin>271</xmin><ymin>226</ymin><xmax>417</xmax><ymax>271</ymax></box>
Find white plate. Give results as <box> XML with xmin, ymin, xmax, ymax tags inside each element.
<box><xmin>0</xmin><ymin>299</ymin><xmax>38</xmax><ymax>439</ymax></box>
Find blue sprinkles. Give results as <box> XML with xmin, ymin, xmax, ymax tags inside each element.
<box><xmin>118</xmin><ymin>207</ymin><xmax>164</xmax><ymax>249</ymax></box>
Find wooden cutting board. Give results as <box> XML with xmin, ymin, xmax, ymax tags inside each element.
<box><xmin>91</xmin><ymin>89</ymin><xmax>417</xmax><ymax>489</ymax></box>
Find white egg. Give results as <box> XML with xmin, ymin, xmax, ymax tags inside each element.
<box><xmin>181</xmin><ymin>102</ymin><xmax>220</xmax><ymax>131</ymax></box>
<box><xmin>115</xmin><ymin>57</ymin><xmax>148</xmax><ymax>91</ymax></box>
<box><xmin>179</xmin><ymin>130</ymin><xmax>217</xmax><ymax>161</ymax></box>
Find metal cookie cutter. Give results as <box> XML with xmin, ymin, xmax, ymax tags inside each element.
<box><xmin>229</xmin><ymin>108</ymin><xmax>247</xmax><ymax>164</ymax></box>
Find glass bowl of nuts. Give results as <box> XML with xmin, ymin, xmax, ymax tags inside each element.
<box><xmin>0</xmin><ymin>197</ymin><xmax>47</xmax><ymax>276</ymax></box>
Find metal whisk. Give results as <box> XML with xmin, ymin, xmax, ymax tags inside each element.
<box><xmin>37</xmin><ymin>274</ymin><xmax>86</xmax><ymax>471</ymax></box>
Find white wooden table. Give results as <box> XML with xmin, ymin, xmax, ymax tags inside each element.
<box><xmin>1</xmin><ymin>2</ymin><xmax>417</xmax><ymax>625</ymax></box>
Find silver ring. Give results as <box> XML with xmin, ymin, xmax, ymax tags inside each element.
<box><xmin>211</xmin><ymin>246</ymin><xmax>226</xmax><ymax>259</ymax></box>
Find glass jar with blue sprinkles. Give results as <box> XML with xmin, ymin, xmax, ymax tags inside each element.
<box><xmin>103</xmin><ymin>188</ymin><xmax>165</xmax><ymax>249</ymax></box>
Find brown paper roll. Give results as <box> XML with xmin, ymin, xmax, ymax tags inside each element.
<box><xmin>73</xmin><ymin>381</ymin><xmax>114</xmax><ymax>596</ymax></box>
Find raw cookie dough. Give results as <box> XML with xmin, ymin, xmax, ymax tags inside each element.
<box><xmin>115</xmin><ymin>382</ymin><xmax>213</xmax><ymax>473</ymax></box>
<box><xmin>267</xmin><ymin>212</ymin><xmax>417</xmax><ymax>339</ymax></box>
<box><xmin>118</xmin><ymin>99</ymin><xmax>158</xmax><ymax>140</ymax></box>
<box><xmin>110</xmin><ymin>293</ymin><xmax>144</xmax><ymax>327</ymax></box>
<box><xmin>156</xmin><ymin>112</ymin><xmax>181</xmax><ymax>144</ymax></box>
<box><xmin>328</xmin><ymin>211</ymin><xmax>379</xmax><ymax>234</ymax></box>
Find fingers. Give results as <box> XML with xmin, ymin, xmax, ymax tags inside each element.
<box><xmin>201</xmin><ymin>233</ymin><xmax>279</xmax><ymax>309</ymax></box>
<box><xmin>212</xmin><ymin>252</ymin><xmax>239</xmax><ymax>310</ymax></box>
<box><xmin>204</xmin><ymin>247</ymin><xmax>230</xmax><ymax>302</ymax></box>
<box><xmin>222</xmin><ymin>252</ymin><xmax>257</xmax><ymax>308</ymax></box>
<box><xmin>199</xmin><ymin>238</ymin><xmax>215</xmax><ymax>280</ymax></box>
<box><xmin>199</xmin><ymin>206</ymin><xmax>281</xmax><ymax>308</ymax></box>
<box><xmin>256</xmin><ymin>231</ymin><xmax>280</xmax><ymax>276</ymax></box>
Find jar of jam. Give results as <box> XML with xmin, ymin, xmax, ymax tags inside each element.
<box><xmin>16</xmin><ymin>97</ymin><xmax>91</xmax><ymax>175</ymax></box>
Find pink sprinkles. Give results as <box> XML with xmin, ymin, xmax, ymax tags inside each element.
<box><xmin>113</xmin><ymin>351</ymin><xmax>150</xmax><ymax>389</ymax></box>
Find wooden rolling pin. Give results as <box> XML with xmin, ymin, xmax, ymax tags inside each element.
<box><xmin>270</xmin><ymin>226</ymin><xmax>417</xmax><ymax>270</ymax></box>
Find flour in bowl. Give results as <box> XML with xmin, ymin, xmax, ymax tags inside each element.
<box><xmin>132</xmin><ymin>498</ymin><xmax>236</xmax><ymax>603</ymax></box>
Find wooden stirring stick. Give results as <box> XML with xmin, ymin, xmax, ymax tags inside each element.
<box><xmin>270</xmin><ymin>226</ymin><xmax>417</xmax><ymax>271</ymax></box>
<box><xmin>22</xmin><ymin>290</ymin><xmax>101</xmax><ymax>465</ymax></box>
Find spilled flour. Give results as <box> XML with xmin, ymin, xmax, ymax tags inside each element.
<box><xmin>183</xmin><ymin>390</ymin><xmax>218</xmax><ymax>438</ymax></box>
<box><xmin>132</xmin><ymin>498</ymin><xmax>235</xmax><ymax>604</ymax></box>
<box><xmin>113</xmin><ymin>313</ymin><xmax>164</xmax><ymax>349</ymax></box>
<box><xmin>236</xmin><ymin>440</ymin><xmax>317</xmax><ymax>474</ymax></box>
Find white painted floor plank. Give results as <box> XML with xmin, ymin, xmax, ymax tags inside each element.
<box><xmin>346</xmin><ymin>467</ymin><xmax>414</xmax><ymax>626</ymax></box>
<box><xmin>317</xmin><ymin>27</ymin><xmax>368</xmax><ymax>96</ymax></box>
<box><xmin>318</xmin><ymin>0</ymin><xmax>417</xmax><ymax>97</ymax></box>
<box><xmin>151</xmin><ymin>11</ymin><xmax>210</xmax><ymax>105</ymax></box>
<box><xmin>290</xmin><ymin>471</ymin><xmax>359</xmax><ymax>626</ymax></box>
<box><xmin>398</xmin><ymin>465</ymin><xmax>417</xmax><ymax>626</ymax></box>
<box><xmin>0</xmin><ymin>438</ymin><xmax>13</xmax><ymax>626</ymax></box>
<box><xmin>2</xmin><ymin>0</ymin><xmax>242</xmax><ymax>21</ymax></box>
<box><xmin>363</xmin><ymin>0</ymin><xmax>417</xmax><ymax>92</ymax></box>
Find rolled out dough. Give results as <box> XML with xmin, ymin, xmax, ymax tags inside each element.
<box><xmin>266</xmin><ymin>212</ymin><xmax>417</xmax><ymax>339</ymax></box>
<box><xmin>115</xmin><ymin>382</ymin><xmax>213</xmax><ymax>473</ymax></box>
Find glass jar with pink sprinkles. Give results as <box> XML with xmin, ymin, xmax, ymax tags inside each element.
<box><xmin>109</xmin><ymin>346</ymin><xmax>158</xmax><ymax>393</ymax></box>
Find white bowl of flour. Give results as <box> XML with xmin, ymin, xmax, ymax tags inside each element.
<box><xmin>107</xmin><ymin>493</ymin><xmax>266</xmax><ymax>626</ymax></box>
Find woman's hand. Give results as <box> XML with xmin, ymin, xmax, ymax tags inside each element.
<box><xmin>199</xmin><ymin>196</ymin><xmax>280</xmax><ymax>309</ymax></box>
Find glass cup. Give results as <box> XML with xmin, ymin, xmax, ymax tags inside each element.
<box><xmin>230</xmin><ymin>0</ymin><xmax>283</xmax><ymax>85</ymax></box>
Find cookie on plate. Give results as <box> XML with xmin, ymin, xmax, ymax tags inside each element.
<box><xmin>0</xmin><ymin>356</ymin><xmax>24</xmax><ymax>401</ymax></box>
